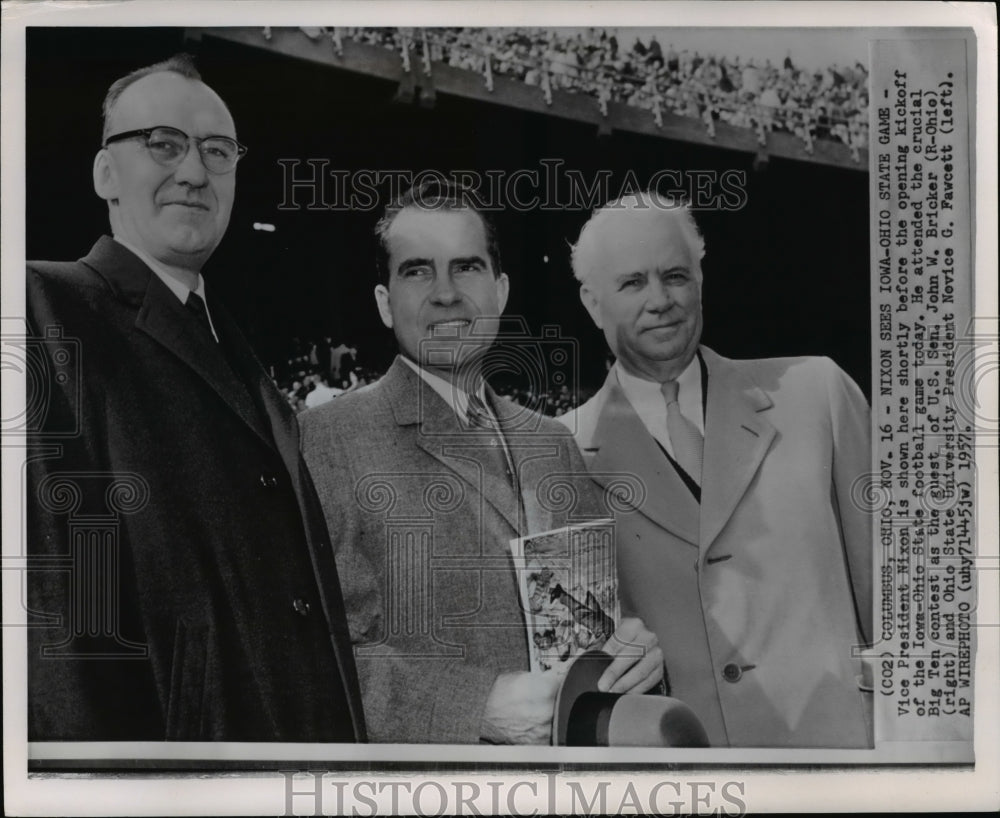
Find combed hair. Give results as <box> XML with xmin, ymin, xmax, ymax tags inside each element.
<box><xmin>570</xmin><ymin>191</ymin><xmax>706</xmax><ymax>284</ymax></box>
<box><xmin>374</xmin><ymin>178</ymin><xmax>503</xmax><ymax>285</ymax></box>
<box><xmin>101</xmin><ymin>53</ymin><xmax>202</xmax><ymax>142</ymax></box>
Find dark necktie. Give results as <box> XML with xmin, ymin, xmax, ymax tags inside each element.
<box><xmin>186</xmin><ymin>292</ymin><xmax>215</xmax><ymax>341</ymax></box>
<box><xmin>661</xmin><ymin>379</ymin><xmax>704</xmax><ymax>485</ymax></box>
<box><xmin>186</xmin><ymin>292</ymin><xmax>273</xmax><ymax>437</ymax></box>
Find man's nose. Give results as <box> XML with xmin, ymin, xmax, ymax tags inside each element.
<box><xmin>173</xmin><ymin>141</ymin><xmax>209</xmax><ymax>186</ymax></box>
<box><xmin>646</xmin><ymin>276</ymin><xmax>673</xmax><ymax>311</ymax></box>
<box><xmin>430</xmin><ymin>273</ymin><xmax>461</xmax><ymax>304</ymax></box>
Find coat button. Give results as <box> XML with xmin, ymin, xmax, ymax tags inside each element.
<box><xmin>259</xmin><ymin>473</ymin><xmax>278</xmax><ymax>488</ymax></box>
<box><xmin>722</xmin><ymin>662</ymin><xmax>743</xmax><ymax>683</ymax></box>
<box><xmin>292</xmin><ymin>598</ymin><xmax>311</xmax><ymax>617</ymax></box>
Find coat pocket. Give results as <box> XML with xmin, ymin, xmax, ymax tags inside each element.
<box><xmin>165</xmin><ymin>621</ymin><xmax>208</xmax><ymax>740</ymax></box>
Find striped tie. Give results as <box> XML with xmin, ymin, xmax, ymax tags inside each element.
<box><xmin>466</xmin><ymin>392</ymin><xmax>495</xmax><ymax>431</ymax></box>
<box><xmin>467</xmin><ymin>392</ymin><xmax>517</xmax><ymax>488</ymax></box>
<box><xmin>661</xmin><ymin>379</ymin><xmax>703</xmax><ymax>484</ymax></box>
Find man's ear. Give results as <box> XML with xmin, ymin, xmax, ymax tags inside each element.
<box><xmin>579</xmin><ymin>283</ymin><xmax>604</xmax><ymax>330</ymax></box>
<box><xmin>374</xmin><ymin>284</ymin><xmax>394</xmax><ymax>330</ymax></box>
<box><xmin>494</xmin><ymin>272</ymin><xmax>510</xmax><ymax>315</ymax></box>
<box><xmin>93</xmin><ymin>149</ymin><xmax>119</xmax><ymax>202</ymax></box>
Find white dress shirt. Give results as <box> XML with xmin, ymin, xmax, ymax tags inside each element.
<box><xmin>400</xmin><ymin>356</ymin><xmax>519</xmax><ymax>481</ymax></box>
<box><xmin>614</xmin><ymin>354</ymin><xmax>704</xmax><ymax>460</ymax></box>
<box><xmin>113</xmin><ymin>236</ymin><xmax>219</xmax><ymax>341</ymax></box>
<box><xmin>400</xmin><ymin>355</ymin><xmax>490</xmax><ymax>424</ymax></box>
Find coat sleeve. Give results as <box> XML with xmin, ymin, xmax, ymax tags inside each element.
<box><xmin>300</xmin><ymin>408</ymin><xmax>499</xmax><ymax>744</ymax></box>
<box><xmin>824</xmin><ymin>358</ymin><xmax>874</xmax><ymax>649</ymax></box>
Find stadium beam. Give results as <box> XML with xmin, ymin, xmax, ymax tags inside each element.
<box><xmin>187</xmin><ymin>27</ymin><xmax>868</xmax><ymax>172</ymax></box>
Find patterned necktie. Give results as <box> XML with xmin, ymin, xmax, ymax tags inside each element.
<box><xmin>467</xmin><ymin>392</ymin><xmax>517</xmax><ymax>488</ymax></box>
<box><xmin>466</xmin><ymin>392</ymin><xmax>494</xmax><ymax>430</ymax></box>
<box><xmin>661</xmin><ymin>379</ymin><xmax>703</xmax><ymax>484</ymax></box>
<box><xmin>186</xmin><ymin>292</ymin><xmax>215</xmax><ymax>341</ymax></box>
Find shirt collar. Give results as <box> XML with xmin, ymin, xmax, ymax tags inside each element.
<box><xmin>614</xmin><ymin>351</ymin><xmax>704</xmax><ymax>433</ymax></box>
<box><xmin>400</xmin><ymin>355</ymin><xmax>488</xmax><ymax>421</ymax></box>
<box><xmin>113</xmin><ymin>235</ymin><xmax>207</xmax><ymax>305</ymax></box>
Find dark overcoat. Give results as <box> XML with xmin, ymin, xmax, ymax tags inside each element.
<box><xmin>25</xmin><ymin>236</ymin><xmax>365</xmax><ymax>742</ymax></box>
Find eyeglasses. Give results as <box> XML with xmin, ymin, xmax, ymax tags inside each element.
<box><xmin>103</xmin><ymin>126</ymin><xmax>247</xmax><ymax>174</ymax></box>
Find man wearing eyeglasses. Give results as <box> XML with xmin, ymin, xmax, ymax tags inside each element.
<box><xmin>25</xmin><ymin>54</ymin><xmax>365</xmax><ymax>742</ymax></box>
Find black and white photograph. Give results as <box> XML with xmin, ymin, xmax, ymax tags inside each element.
<box><xmin>2</xmin><ymin>1</ymin><xmax>996</xmax><ymax>815</ymax></box>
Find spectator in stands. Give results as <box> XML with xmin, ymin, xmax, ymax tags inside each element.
<box><xmin>758</xmin><ymin>84</ymin><xmax>782</xmax><ymax>131</ymax></box>
<box><xmin>314</xmin><ymin>335</ymin><xmax>334</xmax><ymax>380</ymax></box>
<box><xmin>305</xmin><ymin>371</ymin><xmax>343</xmax><ymax>408</ymax></box>
<box><xmin>741</xmin><ymin>59</ymin><xmax>761</xmax><ymax>97</ymax></box>
<box><xmin>329</xmin><ymin>339</ymin><xmax>357</xmax><ymax>381</ymax></box>
<box><xmin>647</xmin><ymin>36</ymin><xmax>663</xmax><ymax>68</ymax></box>
<box><xmin>665</xmin><ymin>43</ymin><xmax>679</xmax><ymax>74</ymax></box>
<box><xmin>338</xmin><ymin>349</ymin><xmax>356</xmax><ymax>382</ymax></box>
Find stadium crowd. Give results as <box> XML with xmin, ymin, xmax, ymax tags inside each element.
<box><xmin>327</xmin><ymin>26</ymin><xmax>869</xmax><ymax>156</ymax></box>
<box><xmin>271</xmin><ymin>337</ymin><xmax>369</xmax><ymax>413</ymax></box>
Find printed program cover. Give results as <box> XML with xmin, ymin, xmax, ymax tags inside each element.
<box><xmin>510</xmin><ymin>519</ymin><xmax>619</xmax><ymax>672</ymax></box>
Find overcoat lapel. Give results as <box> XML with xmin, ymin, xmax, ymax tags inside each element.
<box><xmin>208</xmin><ymin>294</ymin><xmax>297</xmax><ymax>459</ymax></box>
<box><xmin>83</xmin><ymin>237</ymin><xmax>274</xmax><ymax>449</ymax></box>
<box><xmin>698</xmin><ymin>348</ymin><xmax>776</xmax><ymax>552</ymax></box>
<box><xmin>587</xmin><ymin>372</ymin><xmax>701</xmax><ymax>548</ymax></box>
<box><xmin>489</xmin><ymin>392</ymin><xmax>558</xmax><ymax>536</ymax></box>
<box><xmin>383</xmin><ymin>359</ymin><xmax>522</xmax><ymax>534</ymax></box>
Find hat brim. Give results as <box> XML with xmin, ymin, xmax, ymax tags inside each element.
<box><xmin>553</xmin><ymin>648</ymin><xmax>614</xmax><ymax>746</ymax></box>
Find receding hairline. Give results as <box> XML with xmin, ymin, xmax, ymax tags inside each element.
<box><xmin>383</xmin><ymin>202</ymin><xmax>489</xmax><ymax>236</ymax></box>
<box><xmin>102</xmin><ymin>63</ymin><xmax>234</xmax><ymax>141</ymax></box>
<box><xmin>375</xmin><ymin>192</ymin><xmax>503</xmax><ymax>284</ymax></box>
<box><xmin>381</xmin><ymin>205</ymin><xmax>493</xmax><ymax>269</ymax></box>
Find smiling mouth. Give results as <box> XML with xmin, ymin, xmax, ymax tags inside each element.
<box><xmin>643</xmin><ymin>321</ymin><xmax>681</xmax><ymax>333</ymax></box>
<box><xmin>428</xmin><ymin>319</ymin><xmax>471</xmax><ymax>336</ymax></box>
<box><xmin>164</xmin><ymin>201</ymin><xmax>210</xmax><ymax>211</ymax></box>
<box><xmin>430</xmin><ymin>318</ymin><xmax>472</xmax><ymax>335</ymax></box>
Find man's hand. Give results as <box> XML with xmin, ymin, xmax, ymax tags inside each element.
<box><xmin>480</xmin><ymin>669</ymin><xmax>565</xmax><ymax>744</ymax></box>
<box><xmin>597</xmin><ymin>617</ymin><xmax>664</xmax><ymax>694</ymax></box>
